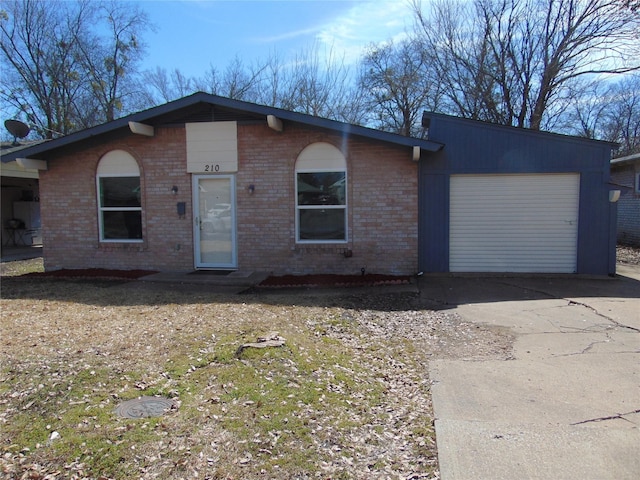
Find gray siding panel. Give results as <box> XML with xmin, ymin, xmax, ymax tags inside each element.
<box><xmin>611</xmin><ymin>165</ymin><xmax>640</xmax><ymax>247</ymax></box>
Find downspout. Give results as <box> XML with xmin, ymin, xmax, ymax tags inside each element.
<box><xmin>608</xmin><ymin>190</ymin><xmax>620</xmax><ymax>276</ymax></box>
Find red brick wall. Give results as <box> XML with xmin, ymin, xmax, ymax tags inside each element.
<box><xmin>40</xmin><ymin>122</ymin><xmax>419</xmax><ymax>275</ymax></box>
<box><xmin>41</xmin><ymin>128</ymin><xmax>193</xmax><ymax>271</ymax></box>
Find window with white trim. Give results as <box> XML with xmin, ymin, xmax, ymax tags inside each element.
<box><xmin>96</xmin><ymin>150</ymin><xmax>142</xmax><ymax>241</ymax></box>
<box><xmin>635</xmin><ymin>171</ymin><xmax>640</xmax><ymax>194</ymax></box>
<box><xmin>295</xmin><ymin>143</ymin><xmax>347</xmax><ymax>242</ymax></box>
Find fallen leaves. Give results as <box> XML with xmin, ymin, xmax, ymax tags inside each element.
<box><xmin>1</xmin><ymin>273</ymin><xmax>513</xmax><ymax>479</ymax></box>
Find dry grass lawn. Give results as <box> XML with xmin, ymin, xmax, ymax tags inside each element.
<box><xmin>1</xmin><ymin>259</ymin><xmax>511</xmax><ymax>479</ymax></box>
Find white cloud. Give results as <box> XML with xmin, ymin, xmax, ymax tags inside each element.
<box><xmin>315</xmin><ymin>0</ymin><xmax>413</xmax><ymax>63</ymax></box>
<box><xmin>257</xmin><ymin>26</ymin><xmax>323</xmax><ymax>43</ymax></box>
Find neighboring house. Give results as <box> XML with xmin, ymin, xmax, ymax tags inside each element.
<box><xmin>0</xmin><ymin>93</ymin><xmax>619</xmax><ymax>276</ymax></box>
<box><xmin>610</xmin><ymin>152</ymin><xmax>640</xmax><ymax>247</ymax></box>
<box><xmin>1</xmin><ymin>141</ymin><xmax>43</xmax><ymax>248</ymax></box>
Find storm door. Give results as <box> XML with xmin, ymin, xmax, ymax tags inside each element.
<box><xmin>193</xmin><ymin>175</ymin><xmax>237</xmax><ymax>269</ymax></box>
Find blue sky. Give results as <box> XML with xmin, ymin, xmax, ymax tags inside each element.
<box><xmin>135</xmin><ymin>0</ymin><xmax>415</xmax><ymax>78</ymax></box>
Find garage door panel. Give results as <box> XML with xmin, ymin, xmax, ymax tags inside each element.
<box><xmin>449</xmin><ymin>174</ymin><xmax>579</xmax><ymax>273</ymax></box>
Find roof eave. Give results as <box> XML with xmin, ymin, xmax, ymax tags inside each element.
<box><xmin>0</xmin><ymin>93</ymin><xmax>444</xmax><ymax>162</ymax></box>
<box><xmin>611</xmin><ymin>152</ymin><xmax>640</xmax><ymax>165</ymax></box>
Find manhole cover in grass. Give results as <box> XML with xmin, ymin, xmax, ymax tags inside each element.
<box><xmin>114</xmin><ymin>397</ymin><xmax>175</xmax><ymax>418</ymax></box>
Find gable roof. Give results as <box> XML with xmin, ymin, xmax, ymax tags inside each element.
<box><xmin>423</xmin><ymin>111</ymin><xmax>619</xmax><ymax>149</ymax></box>
<box><xmin>1</xmin><ymin>92</ymin><xmax>444</xmax><ymax>163</ymax></box>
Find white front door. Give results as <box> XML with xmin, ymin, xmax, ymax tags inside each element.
<box><xmin>193</xmin><ymin>175</ymin><xmax>237</xmax><ymax>269</ymax></box>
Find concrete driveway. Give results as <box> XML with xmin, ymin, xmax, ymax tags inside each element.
<box><xmin>420</xmin><ymin>267</ymin><xmax>640</xmax><ymax>480</ymax></box>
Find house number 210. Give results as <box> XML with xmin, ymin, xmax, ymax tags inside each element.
<box><xmin>204</xmin><ymin>164</ymin><xmax>220</xmax><ymax>172</ymax></box>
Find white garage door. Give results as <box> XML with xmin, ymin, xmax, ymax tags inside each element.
<box><xmin>450</xmin><ymin>173</ymin><xmax>580</xmax><ymax>273</ymax></box>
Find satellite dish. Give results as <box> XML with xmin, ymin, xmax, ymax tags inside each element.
<box><xmin>4</xmin><ymin>119</ymin><xmax>31</xmax><ymax>145</ymax></box>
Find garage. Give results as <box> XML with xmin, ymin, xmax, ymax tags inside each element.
<box><xmin>449</xmin><ymin>173</ymin><xmax>580</xmax><ymax>273</ymax></box>
<box><xmin>419</xmin><ymin>113</ymin><xmax>616</xmax><ymax>276</ymax></box>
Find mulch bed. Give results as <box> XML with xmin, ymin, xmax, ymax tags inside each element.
<box><xmin>19</xmin><ymin>269</ymin><xmax>411</xmax><ymax>288</ymax></box>
<box><xmin>258</xmin><ymin>273</ymin><xmax>412</xmax><ymax>288</ymax></box>
<box><xmin>23</xmin><ymin>268</ymin><xmax>158</xmax><ymax>280</ymax></box>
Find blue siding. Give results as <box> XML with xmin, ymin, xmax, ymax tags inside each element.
<box><xmin>419</xmin><ymin>113</ymin><xmax>616</xmax><ymax>275</ymax></box>
<box><xmin>577</xmin><ymin>172</ymin><xmax>610</xmax><ymax>274</ymax></box>
<box><xmin>419</xmin><ymin>174</ymin><xmax>449</xmax><ymax>272</ymax></box>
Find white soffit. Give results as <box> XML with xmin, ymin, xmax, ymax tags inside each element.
<box><xmin>186</xmin><ymin>122</ymin><xmax>238</xmax><ymax>173</ymax></box>
<box><xmin>449</xmin><ymin>173</ymin><xmax>580</xmax><ymax>273</ymax></box>
<box><xmin>16</xmin><ymin>158</ymin><xmax>47</xmax><ymax>171</ymax></box>
<box><xmin>1</xmin><ymin>161</ymin><xmax>39</xmax><ymax>178</ymax></box>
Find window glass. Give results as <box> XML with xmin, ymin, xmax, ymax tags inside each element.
<box><xmin>297</xmin><ymin>173</ymin><xmax>345</xmax><ymax>206</ymax></box>
<box><xmin>102</xmin><ymin>211</ymin><xmax>142</xmax><ymax>239</ymax></box>
<box><xmin>298</xmin><ymin>208</ymin><xmax>345</xmax><ymax>240</ymax></box>
<box><xmin>100</xmin><ymin>177</ymin><xmax>141</xmax><ymax>207</ymax></box>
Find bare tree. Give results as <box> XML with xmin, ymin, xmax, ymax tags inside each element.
<box><xmin>1</xmin><ymin>0</ymin><xmax>90</xmax><ymax>137</ymax></box>
<box><xmin>255</xmin><ymin>51</ymin><xmax>286</xmax><ymax>109</ymax></box>
<box><xmin>75</xmin><ymin>0</ymin><xmax>149</xmax><ymax>122</ymax></box>
<box><xmin>561</xmin><ymin>73</ymin><xmax>640</xmax><ymax>155</ymax></box>
<box><xmin>358</xmin><ymin>39</ymin><xmax>441</xmax><ymax>136</ymax></box>
<box><xmin>623</xmin><ymin>0</ymin><xmax>640</xmax><ymax>12</ymax></box>
<box><xmin>142</xmin><ymin>67</ymin><xmax>196</xmax><ymax>104</ymax></box>
<box><xmin>0</xmin><ymin>0</ymin><xmax>149</xmax><ymax>138</ymax></box>
<box><xmin>412</xmin><ymin>0</ymin><xmax>640</xmax><ymax>130</ymax></box>
<box><xmin>602</xmin><ymin>74</ymin><xmax>640</xmax><ymax>155</ymax></box>
<box><xmin>194</xmin><ymin>56</ymin><xmax>266</xmax><ymax>103</ymax></box>
<box><xmin>272</xmin><ymin>43</ymin><xmax>357</xmax><ymax>120</ymax></box>
<box><xmin>560</xmin><ymin>79</ymin><xmax>611</xmax><ymax>138</ymax></box>
<box><xmin>192</xmin><ymin>43</ymin><xmax>363</xmax><ymax>124</ymax></box>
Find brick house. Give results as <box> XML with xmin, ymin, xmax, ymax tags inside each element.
<box><xmin>611</xmin><ymin>152</ymin><xmax>640</xmax><ymax>247</ymax></box>
<box><xmin>0</xmin><ymin>93</ymin><xmax>619</xmax><ymax>276</ymax></box>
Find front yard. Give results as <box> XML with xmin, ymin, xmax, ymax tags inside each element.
<box><xmin>0</xmin><ymin>261</ymin><xmax>511</xmax><ymax>479</ymax></box>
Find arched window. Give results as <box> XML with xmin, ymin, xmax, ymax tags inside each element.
<box><xmin>295</xmin><ymin>142</ymin><xmax>347</xmax><ymax>242</ymax></box>
<box><xmin>96</xmin><ymin>150</ymin><xmax>142</xmax><ymax>241</ymax></box>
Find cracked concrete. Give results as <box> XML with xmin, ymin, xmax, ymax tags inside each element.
<box><xmin>421</xmin><ymin>267</ymin><xmax>640</xmax><ymax>480</ymax></box>
<box><xmin>571</xmin><ymin>409</ymin><xmax>640</xmax><ymax>426</ymax></box>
